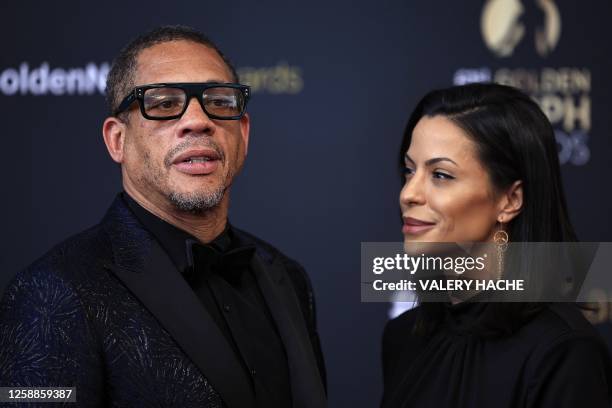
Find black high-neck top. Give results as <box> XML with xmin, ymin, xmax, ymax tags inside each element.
<box><xmin>381</xmin><ymin>301</ymin><xmax>612</xmax><ymax>407</ymax></box>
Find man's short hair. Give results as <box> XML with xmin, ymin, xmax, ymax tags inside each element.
<box><xmin>105</xmin><ymin>25</ymin><xmax>239</xmax><ymax>117</ymax></box>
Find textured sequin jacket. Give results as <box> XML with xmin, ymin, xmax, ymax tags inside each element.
<box><xmin>0</xmin><ymin>195</ymin><xmax>327</xmax><ymax>408</ymax></box>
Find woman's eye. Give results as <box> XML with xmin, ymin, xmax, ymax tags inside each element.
<box><xmin>403</xmin><ymin>167</ymin><xmax>415</xmax><ymax>177</ymax></box>
<box><xmin>433</xmin><ymin>171</ymin><xmax>454</xmax><ymax>180</ymax></box>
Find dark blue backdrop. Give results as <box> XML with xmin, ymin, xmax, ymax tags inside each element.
<box><xmin>2</xmin><ymin>1</ymin><xmax>612</xmax><ymax>406</ymax></box>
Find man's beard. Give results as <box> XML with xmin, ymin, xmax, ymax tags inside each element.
<box><xmin>167</xmin><ymin>187</ymin><xmax>225</xmax><ymax>214</ymax></box>
<box><xmin>162</xmin><ymin>138</ymin><xmax>229</xmax><ymax>213</ymax></box>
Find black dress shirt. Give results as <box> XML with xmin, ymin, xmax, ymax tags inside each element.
<box><xmin>123</xmin><ymin>192</ymin><xmax>291</xmax><ymax>407</ymax></box>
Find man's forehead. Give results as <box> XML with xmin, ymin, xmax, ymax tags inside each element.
<box><xmin>133</xmin><ymin>40</ymin><xmax>233</xmax><ymax>85</ymax></box>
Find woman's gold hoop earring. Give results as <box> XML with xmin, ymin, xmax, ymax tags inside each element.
<box><xmin>493</xmin><ymin>223</ymin><xmax>509</xmax><ymax>279</ymax></box>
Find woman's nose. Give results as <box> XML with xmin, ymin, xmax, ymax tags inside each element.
<box><xmin>400</xmin><ymin>172</ymin><xmax>426</xmax><ymax>207</ymax></box>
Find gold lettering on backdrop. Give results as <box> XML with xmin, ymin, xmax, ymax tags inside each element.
<box><xmin>539</xmin><ymin>95</ymin><xmax>564</xmax><ymax>123</ymax></box>
<box><xmin>540</xmin><ymin>68</ymin><xmax>590</xmax><ymax>93</ymax></box>
<box><xmin>537</xmin><ymin>95</ymin><xmax>591</xmax><ymax>132</ymax></box>
<box><xmin>494</xmin><ymin>68</ymin><xmax>591</xmax><ymax>133</ymax></box>
<box><xmin>494</xmin><ymin>68</ymin><xmax>590</xmax><ymax>94</ymax></box>
<box><xmin>563</xmin><ymin>95</ymin><xmax>591</xmax><ymax>132</ymax></box>
<box><xmin>238</xmin><ymin>62</ymin><xmax>303</xmax><ymax>94</ymax></box>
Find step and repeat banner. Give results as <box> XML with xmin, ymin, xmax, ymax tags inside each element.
<box><xmin>2</xmin><ymin>1</ymin><xmax>612</xmax><ymax>406</ymax></box>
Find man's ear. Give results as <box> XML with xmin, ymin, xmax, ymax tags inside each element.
<box><xmin>498</xmin><ymin>180</ymin><xmax>523</xmax><ymax>223</ymax></box>
<box><xmin>102</xmin><ymin>117</ymin><xmax>126</xmax><ymax>163</ymax></box>
<box><xmin>240</xmin><ymin>112</ymin><xmax>250</xmax><ymax>156</ymax></box>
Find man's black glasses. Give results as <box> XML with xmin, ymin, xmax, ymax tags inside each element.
<box><xmin>114</xmin><ymin>82</ymin><xmax>251</xmax><ymax>120</ymax></box>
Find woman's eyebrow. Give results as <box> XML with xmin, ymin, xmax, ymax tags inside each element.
<box><xmin>425</xmin><ymin>157</ymin><xmax>458</xmax><ymax>166</ymax></box>
<box><xmin>404</xmin><ymin>154</ymin><xmax>458</xmax><ymax>167</ymax></box>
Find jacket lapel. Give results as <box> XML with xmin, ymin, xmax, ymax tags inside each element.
<box><xmin>250</xmin><ymin>254</ymin><xmax>327</xmax><ymax>408</ymax></box>
<box><xmin>101</xmin><ymin>196</ymin><xmax>254</xmax><ymax>408</ymax></box>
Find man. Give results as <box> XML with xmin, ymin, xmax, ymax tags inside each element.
<box><xmin>0</xmin><ymin>25</ymin><xmax>326</xmax><ymax>408</ymax></box>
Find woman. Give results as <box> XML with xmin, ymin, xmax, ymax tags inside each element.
<box><xmin>381</xmin><ymin>83</ymin><xmax>612</xmax><ymax>407</ymax></box>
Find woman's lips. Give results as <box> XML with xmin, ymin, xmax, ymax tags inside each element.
<box><xmin>402</xmin><ymin>217</ymin><xmax>436</xmax><ymax>235</ymax></box>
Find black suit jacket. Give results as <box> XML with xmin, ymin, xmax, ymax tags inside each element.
<box><xmin>0</xmin><ymin>195</ymin><xmax>327</xmax><ymax>407</ymax></box>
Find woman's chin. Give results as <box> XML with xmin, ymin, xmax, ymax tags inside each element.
<box><xmin>403</xmin><ymin>239</ymin><xmax>437</xmax><ymax>256</ymax></box>
<box><xmin>403</xmin><ymin>234</ymin><xmax>460</xmax><ymax>256</ymax></box>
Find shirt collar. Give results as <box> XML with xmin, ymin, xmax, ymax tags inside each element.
<box><xmin>122</xmin><ymin>192</ymin><xmax>233</xmax><ymax>274</ymax></box>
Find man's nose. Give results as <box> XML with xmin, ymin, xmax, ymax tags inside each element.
<box><xmin>177</xmin><ymin>96</ymin><xmax>216</xmax><ymax>136</ymax></box>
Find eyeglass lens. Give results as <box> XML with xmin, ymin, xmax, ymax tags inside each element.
<box><xmin>143</xmin><ymin>86</ymin><xmax>245</xmax><ymax>118</ymax></box>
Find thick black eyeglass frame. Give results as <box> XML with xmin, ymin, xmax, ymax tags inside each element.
<box><xmin>114</xmin><ymin>82</ymin><xmax>251</xmax><ymax>120</ymax></box>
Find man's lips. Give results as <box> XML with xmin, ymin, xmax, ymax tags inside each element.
<box><xmin>402</xmin><ymin>216</ymin><xmax>436</xmax><ymax>235</ymax></box>
<box><xmin>172</xmin><ymin>149</ymin><xmax>221</xmax><ymax>175</ymax></box>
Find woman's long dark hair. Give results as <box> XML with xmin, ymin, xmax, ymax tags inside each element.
<box><xmin>400</xmin><ymin>83</ymin><xmax>578</xmax><ymax>337</ymax></box>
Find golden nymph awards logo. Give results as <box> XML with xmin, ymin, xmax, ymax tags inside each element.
<box><xmin>453</xmin><ymin>0</ymin><xmax>592</xmax><ymax>166</ymax></box>
<box><xmin>481</xmin><ymin>0</ymin><xmax>561</xmax><ymax>57</ymax></box>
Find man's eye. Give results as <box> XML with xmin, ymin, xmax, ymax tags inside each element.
<box><xmin>159</xmin><ymin>100</ymin><xmax>176</xmax><ymax>109</ymax></box>
<box><xmin>147</xmin><ymin>97</ymin><xmax>181</xmax><ymax>110</ymax></box>
<box><xmin>209</xmin><ymin>97</ymin><xmax>237</xmax><ymax>107</ymax></box>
